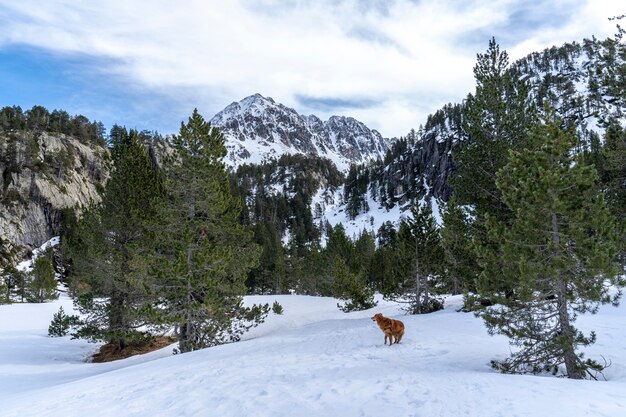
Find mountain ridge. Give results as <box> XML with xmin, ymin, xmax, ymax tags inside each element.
<box><xmin>210</xmin><ymin>93</ymin><xmax>392</xmax><ymax>171</ymax></box>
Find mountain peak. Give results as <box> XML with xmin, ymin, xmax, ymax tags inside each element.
<box><xmin>210</xmin><ymin>95</ymin><xmax>391</xmax><ymax>171</ymax></box>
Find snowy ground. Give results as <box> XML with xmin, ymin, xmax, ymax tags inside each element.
<box><xmin>2</xmin><ymin>293</ymin><xmax>626</xmax><ymax>417</ymax></box>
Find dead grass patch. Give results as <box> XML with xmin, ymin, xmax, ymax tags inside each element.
<box><xmin>91</xmin><ymin>336</ymin><xmax>176</xmax><ymax>363</ymax></box>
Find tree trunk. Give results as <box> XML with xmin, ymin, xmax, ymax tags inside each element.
<box><xmin>179</xmin><ymin>191</ymin><xmax>197</xmax><ymax>354</ymax></box>
<box><xmin>180</xmin><ymin>247</ymin><xmax>194</xmax><ymax>354</ymax></box>
<box><xmin>414</xmin><ymin>235</ymin><xmax>422</xmax><ymax>313</ymax></box>
<box><xmin>552</xmin><ymin>211</ymin><xmax>582</xmax><ymax>379</ymax></box>
<box><xmin>109</xmin><ymin>287</ymin><xmax>126</xmax><ymax>350</ymax></box>
<box><xmin>424</xmin><ymin>276</ymin><xmax>430</xmax><ymax>307</ymax></box>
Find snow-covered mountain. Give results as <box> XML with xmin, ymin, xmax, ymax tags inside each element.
<box><xmin>342</xmin><ymin>37</ymin><xmax>626</xmax><ymax>220</ymax></box>
<box><xmin>210</xmin><ymin>93</ymin><xmax>392</xmax><ymax>171</ymax></box>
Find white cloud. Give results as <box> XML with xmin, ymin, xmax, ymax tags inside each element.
<box><xmin>0</xmin><ymin>0</ymin><xmax>623</xmax><ymax>137</ymax></box>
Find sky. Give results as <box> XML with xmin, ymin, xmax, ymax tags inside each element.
<box><xmin>0</xmin><ymin>0</ymin><xmax>623</xmax><ymax>138</ymax></box>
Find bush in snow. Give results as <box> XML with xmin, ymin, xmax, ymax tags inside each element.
<box><xmin>272</xmin><ymin>301</ymin><xmax>284</xmax><ymax>315</ymax></box>
<box><xmin>48</xmin><ymin>307</ymin><xmax>81</xmax><ymax>337</ymax></box>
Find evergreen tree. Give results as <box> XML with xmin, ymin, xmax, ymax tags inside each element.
<box><xmin>355</xmin><ymin>230</ymin><xmax>376</xmax><ymax>286</ymax></box>
<box><xmin>27</xmin><ymin>249</ymin><xmax>58</xmax><ymax>303</ymax></box>
<box><xmin>25</xmin><ymin>105</ymin><xmax>50</xmax><ymax>132</ymax></box>
<box><xmin>331</xmin><ymin>255</ymin><xmax>376</xmax><ymax>312</ymax></box>
<box><xmin>0</xmin><ymin>265</ymin><xmax>19</xmax><ymax>304</ymax></box>
<box><xmin>602</xmin><ymin>120</ymin><xmax>626</xmax><ymax>266</ymax></box>
<box><xmin>480</xmin><ymin>115</ymin><xmax>622</xmax><ymax>379</ymax></box>
<box><xmin>0</xmin><ymin>276</ymin><xmax>9</xmax><ymax>304</ymax></box>
<box><xmin>452</xmin><ymin>38</ymin><xmax>537</xmax><ymax>218</ymax></box>
<box><xmin>370</xmin><ymin>245</ymin><xmax>399</xmax><ymax>295</ymax></box>
<box><xmin>247</xmin><ymin>222</ymin><xmax>286</xmax><ymax>294</ymax></box>
<box><xmin>66</xmin><ymin>128</ymin><xmax>164</xmax><ymax>350</ymax></box>
<box><xmin>1</xmin><ymin>266</ymin><xmax>25</xmax><ymax>302</ymax></box>
<box><xmin>151</xmin><ymin>109</ymin><xmax>266</xmax><ymax>353</ymax></box>
<box><xmin>392</xmin><ymin>203</ymin><xmax>445</xmax><ymax>314</ymax></box>
<box><xmin>440</xmin><ymin>197</ymin><xmax>479</xmax><ymax>295</ymax></box>
<box><xmin>452</xmin><ymin>38</ymin><xmax>538</xmax><ymax>301</ymax></box>
<box><xmin>324</xmin><ymin>223</ymin><xmax>356</xmax><ymax>271</ymax></box>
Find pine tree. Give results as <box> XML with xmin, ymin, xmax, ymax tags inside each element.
<box><xmin>602</xmin><ymin>121</ymin><xmax>626</xmax><ymax>266</ymax></box>
<box><xmin>0</xmin><ymin>276</ymin><xmax>9</xmax><ymax>304</ymax></box>
<box><xmin>452</xmin><ymin>38</ymin><xmax>537</xmax><ymax>218</ymax></box>
<box><xmin>151</xmin><ymin>109</ymin><xmax>266</xmax><ymax>353</ymax></box>
<box><xmin>452</xmin><ymin>38</ymin><xmax>538</xmax><ymax>300</ymax></box>
<box><xmin>355</xmin><ymin>230</ymin><xmax>376</xmax><ymax>286</ymax></box>
<box><xmin>440</xmin><ymin>197</ymin><xmax>479</xmax><ymax>295</ymax></box>
<box><xmin>481</xmin><ymin>115</ymin><xmax>622</xmax><ymax>379</ymax></box>
<box><xmin>331</xmin><ymin>255</ymin><xmax>376</xmax><ymax>312</ymax></box>
<box><xmin>66</xmin><ymin>128</ymin><xmax>164</xmax><ymax>349</ymax></box>
<box><xmin>248</xmin><ymin>222</ymin><xmax>286</xmax><ymax>294</ymax></box>
<box><xmin>324</xmin><ymin>224</ymin><xmax>357</xmax><ymax>272</ymax></box>
<box><xmin>1</xmin><ymin>265</ymin><xmax>25</xmax><ymax>302</ymax></box>
<box><xmin>392</xmin><ymin>202</ymin><xmax>445</xmax><ymax>314</ymax></box>
<box><xmin>27</xmin><ymin>249</ymin><xmax>58</xmax><ymax>303</ymax></box>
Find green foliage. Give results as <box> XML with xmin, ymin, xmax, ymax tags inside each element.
<box><xmin>601</xmin><ymin>121</ymin><xmax>626</xmax><ymax>263</ymax></box>
<box><xmin>231</xmin><ymin>154</ymin><xmax>343</xmax><ymax>293</ymax></box>
<box><xmin>325</xmin><ymin>224</ymin><xmax>357</xmax><ymax>271</ymax></box>
<box><xmin>440</xmin><ymin>197</ymin><xmax>480</xmax><ymax>295</ymax></box>
<box><xmin>331</xmin><ymin>256</ymin><xmax>377</xmax><ymax>313</ymax></box>
<box><xmin>344</xmin><ymin>164</ymin><xmax>370</xmax><ymax>219</ymax></box>
<box><xmin>285</xmin><ymin>243</ymin><xmax>327</xmax><ymax>296</ymax></box>
<box><xmin>389</xmin><ymin>202</ymin><xmax>445</xmax><ymax>314</ymax></box>
<box><xmin>480</xmin><ymin>114</ymin><xmax>622</xmax><ymax>379</ymax></box>
<box><xmin>247</xmin><ymin>222</ymin><xmax>286</xmax><ymax>294</ymax></box>
<box><xmin>1</xmin><ymin>189</ymin><xmax>26</xmax><ymax>206</ymax></box>
<box><xmin>365</xmin><ymin>222</ymin><xmax>404</xmax><ymax>295</ymax></box>
<box><xmin>233</xmin><ymin>153</ymin><xmax>342</xmax><ymax>242</ymax></box>
<box><xmin>0</xmin><ymin>105</ymin><xmax>105</xmax><ymax>145</ymax></box>
<box><xmin>451</xmin><ymin>38</ymin><xmax>539</xmax><ymax>303</ymax></box>
<box><xmin>48</xmin><ymin>307</ymin><xmax>80</xmax><ymax>337</ymax></box>
<box><xmin>43</xmin><ymin>147</ymin><xmax>75</xmax><ymax>180</ymax></box>
<box><xmin>0</xmin><ymin>279</ymin><xmax>9</xmax><ymax>304</ymax></box>
<box><xmin>355</xmin><ymin>231</ymin><xmax>376</xmax><ymax>287</ymax></box>
<box><xmin>271</xmin><ymin>301</ymin><xmax>284</xmax><ymax>315</ymax></box>
<box><xmin>452</xmin><ymin>37</ymin><xmax>537</xmax><ymax>219</ymax></box>
<box><xmin>1</xmin><ymin>265</ymin><xmax>27</xmax><ymax>302</ymax></box>
<box><xmin>151</xmin><ymin>109</ymin><xmax>263</xmax><ymax>353</ymax></box>
<box><xmin>27</xmin><ymin>249</ymin><xmax>58</xmax><ymax>303</ymax></box>
<box><xmin>66</xmin><ymin>127</ymin><xmax>164</xmax><ymax>348</ymax></box>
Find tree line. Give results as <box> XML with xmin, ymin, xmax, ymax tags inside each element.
<box><xmin>0</xmin><ymin>105</ymin><xmax>106</xmax><ymax>146</ymax></box>
<box><xmin>0</xmin><ymin>247</ymin><xmax>58</xmax><ymax>304</ymax></box>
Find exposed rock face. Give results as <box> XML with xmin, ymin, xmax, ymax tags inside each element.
<box><xmin>210</xmin><ymin>93</ymin><xmax>391</xmax><ymax>171</ymax></box>
<box><xmin>361</xmin><ymin>37</ymin><xmax>626</xmax><ymax>216</ymax></box>
<box><xmin>0</xmin><ymin>131</ymin><xmax>108</xmax><ymax>267</ymax></box>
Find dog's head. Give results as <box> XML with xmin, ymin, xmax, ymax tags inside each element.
<box><xmin>371</xmin><ymin>313</ymin><xmax>383</xmax><ymax>322</ymax></box>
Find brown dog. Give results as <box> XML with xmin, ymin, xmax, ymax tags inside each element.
<box><xmin>371</xmin><ymin>313</ymin><xmax>404</xmax><ymax>346</ymax></box>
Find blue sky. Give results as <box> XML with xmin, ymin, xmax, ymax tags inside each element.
<box><xmin>0</xmin><ymin>0</ymin><xmax>623</xmax><ymax>137</ymax></box>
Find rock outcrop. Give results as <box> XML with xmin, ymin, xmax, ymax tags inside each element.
<box><xmin>0</xmin><ymin>131</ymin><xmax>108</xmax><ymax>268</ymax></box>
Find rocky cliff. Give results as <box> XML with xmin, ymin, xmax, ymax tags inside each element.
<box><xmin>0</xmin><ymin>130</ymin><xmax>109</xmax><ymax>268</ymax></box>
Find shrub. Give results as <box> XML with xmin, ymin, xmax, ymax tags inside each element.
<box><xmin>271</xmin><ymin>301</ymin><xmax>284</xmax><ymax>315</ymax></box>
<box><xmin>48</xmin><ymin>306</ymin><xmax>81</xmax><ymax>337</ymax></box>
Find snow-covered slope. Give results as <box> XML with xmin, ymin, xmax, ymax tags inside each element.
<box><xmin>211</xmin><ymin>94</ymin><xmax>391</xmax><ymax>171</ymax></box>
<box><xmin>2</xmin><ymin>292</ymin><xmax>626</xmax><ymax>416</ymax></box>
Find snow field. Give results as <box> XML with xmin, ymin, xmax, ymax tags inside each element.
<box><xmin>1</xmin><ymin>293</ymin><xmax>626</xmax><ymax>416</ymax></box>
